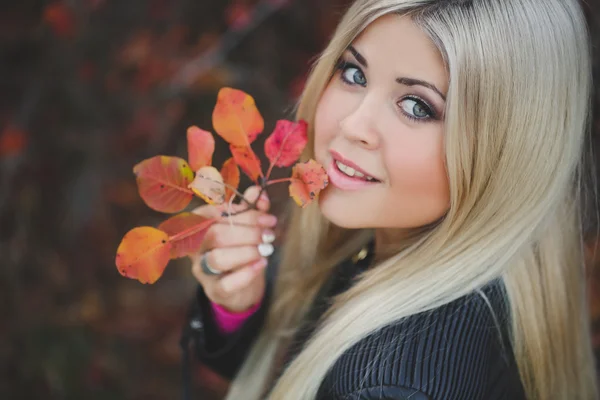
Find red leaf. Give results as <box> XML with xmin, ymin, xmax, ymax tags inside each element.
<box><xmin>188</xmin><ymin>166</ymin><xmax>226</xmax><ymax>205</ymax></box>
<box><xmin>158</xmin><ymin>213</ymin><xmax>216</xmax><ymax>258</ymax></box>
<box><xmin>187</xmin><ymin>126</ymin><xmax>215</xmax><ymax>171</ymax></box>
<box><xmin>289</xmin><ymin>159</ymin><xmax>329</xmax><ymax>208</ymax></box>
<box><xmin>213</xmin><ymin>88</ymin><xmax>264</xmax><ymax>147</ymax></box>
<box><xmin>220</xmin><ymin>158</ymin><xmax>240</xmax><ymax>202</ymax></box>
<box><xmin>230</xmin><ymin>145</ymin><xmax>262</xmax><ymax>183</ymax></box>
<box><xmin>264</xmin><ymin>120</ymin><xmax>308</xmax><ymax>168</ymax></box>
<box><xmin>133</xmin><ymin>156</ymin><xmax>194</xmax><ymax>213</ymax></box>
<box><xmin>116</xmin><ymin>227</ymin><xmax>172</xmax><ymax>284</ymax></box>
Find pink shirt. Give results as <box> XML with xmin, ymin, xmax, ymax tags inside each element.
<box><xmin>210</xmin><ymin>299</ymin><xmax>262</xmax><ymax>334</ymax></box>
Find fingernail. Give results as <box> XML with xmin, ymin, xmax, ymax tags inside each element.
<box><xmin>252</xmin><ymin>258</ymin><xmax>268</xmax><ymax>271</ymax></box>
<box><xmin>258</xmin><ymin>243</ymin><xmax>274</xmax><ymax>257</ymax></box>
<box><xmin>261</xmin><ymin>230</ymin><xmax>276</xmax><ymax>244</ymax></box>
<box><xmin>260</xmin><ymin>192</ymin><xmax>269</xmax><ymax>202</ymax></box>
<box><xmin>258</xmin><ymin>214</ymin><xmax>278</xmax><ymax>227</ymax></box>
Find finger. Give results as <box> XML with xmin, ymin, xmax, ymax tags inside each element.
<box><xmin>217</xmin><ymin>208</ymin><xmax>277</xmax><ymax>229</ymax></box>
<box><xmin>217</xmin><ymin>201</ymin><xmax>246</xmax><ymax>217</ymax></box>
<box><xmin>257</xmin><ymin>191</ymin><xmax>270</xmax><ymax>212</ymax></box>
<box><xmin>203</xmin><ymin>223</ymin><xmax>275</xmax><ymax>251</ymax></box>
<box><xmin>219</xmin><ymin>258</ymin><xmax>268</xmax><ymax>293</ymax></box>
<box><xmin>243</xmin><ymin>185</ymin><xmax>270</xmax><ymax>212</ymax></box>
<box><xmin>206</xmin><ymin>246</ymin><xmax>273</xmax><ymax>273</ymax></box>
<box><xmin>191</xmin><ymin>204</ymin><xmax>221</xmax><ymax>219</ymax></box>
<box><xmin>190</xmin><ymin>253</ymin><xmax>209</xmax><ymax>284</ymax></box>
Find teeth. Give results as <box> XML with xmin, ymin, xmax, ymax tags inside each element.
<box><xmin>336</xmin><ymin>160</ymin><xmax>376</xmax><ymax>181</ymax></box>
<box><xmin>336</xmin><ymin>161</ymin><xmax>354</xmax><ymax>176</ymax></box>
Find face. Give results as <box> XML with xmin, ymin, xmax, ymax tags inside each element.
<box><xmin>314</xmin><ymin>14</ymin><xmax>450</xmax><ymax>240</ymax></box>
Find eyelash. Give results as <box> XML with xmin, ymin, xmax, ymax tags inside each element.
<box><xmin>334</xmin><ymin>59</ymin><xmax>438</xmax><ymax>123</ymax></box>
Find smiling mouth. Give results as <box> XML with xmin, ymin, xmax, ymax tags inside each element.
<box><xmin>334</xmin><ymin>160</ymin><xmax>380</xmax><ymax>182</ymax></box>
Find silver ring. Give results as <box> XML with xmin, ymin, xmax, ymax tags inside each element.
<box><xmin>200</xmin><ymin>253</ymin><xmax>222</xmax><ymax>276</ymax></box>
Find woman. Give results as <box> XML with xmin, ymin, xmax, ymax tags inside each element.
<box><xmin>180</xmin><ymin>0</ymin><xmax>598</xmax><ymax>399</ymax></box>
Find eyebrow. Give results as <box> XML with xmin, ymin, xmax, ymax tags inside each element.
<box><xmin>348</xmin><ymin>45</ymin><xmax>368</xmax><ymax>68</ymax></box>
<box><xmin>396</xmin><ymin>77</ymin><xmax>446</xmax><ymax>102</ymax></box>
<box><xmin>346</xmin><ymin>45</ymin><xmax>447</xmax><ymax>102</ymax></box>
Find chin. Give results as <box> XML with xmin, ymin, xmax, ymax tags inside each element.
<box><xmin>318</xmin><ymin>188</ymin><xmax>366</xmax><ymax>229</ymax></box>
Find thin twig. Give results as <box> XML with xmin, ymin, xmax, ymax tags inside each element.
<box><xmin>266</xmin><ymin>177</ymin><xmax>292</xmax><ymax>185</ymax></box>
<box><xmin>265</xmin><ymin>160</ymin><xmax>276</xmax><ymax>182</ymax></box>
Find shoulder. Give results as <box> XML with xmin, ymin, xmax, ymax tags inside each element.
<box><xmin>320</xmin><ymin>281</ymin><xmax>524</xmax><ymax>400</ymax></box>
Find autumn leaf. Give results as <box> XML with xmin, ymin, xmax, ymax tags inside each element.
<box><xmin>289</xmin><ymin>159</ymin><xmax>329</xmax><ymax>208</ymax></box>
<box><xmin>264</xmin><ymin>119</ymin><xmax>308</xmax><ymax>168</ymax></box>
<box><xmin>158</xmin><ymin>213</ymin><xmax>216</xmax><ymax>258</ymax></box>
<box><xmin>187</xmin><ymin>126</ymin><xmax>215</xmax><ymax>171</ymax></box>
<box><xmin>220</xmin><ymin>158</ymin><xmax>240</xmax><ymax>202</ymax></box>
<box><xmin>188</xmin><ymin>166</ymin><xmax>226</xmax><ymax>205</ymax></box>
<box><xmin>213</xmin><ymin>87</ymin><xmax>264</xmax><ymax>147</ymax></box>
<box><xmin>133</xmin><ymin>156</ymin><xmax>194</xmax><ymax>213</ymax></box>
<box><xmin>116</xmin><ymin>227</ymin><xmax>172</xmax><ymax>284</ymax></box>
<box><xmin>230</xmin><ymin>145</ymin><xmax>262</xmax><ymax>183</ymax></box>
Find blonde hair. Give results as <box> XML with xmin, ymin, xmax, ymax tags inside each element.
<box><xmin>225</xmin><ymin>0</ymin><xmax>598</xmax><ymax>399</ymax></box>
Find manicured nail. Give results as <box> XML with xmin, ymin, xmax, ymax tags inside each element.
<box><xmin>252</xmin><ymin>258</ymin><xmax>268</xmax><ymax>271</ymax></box>
<box><xmin>258</xmin><ymin>214</ymin><xmax>278</xmax><ymax>227</ymax></box>
<box><xmin>261</xmin><ymin>230</ymin><xmax>276</xmax><ymax>244</ymax></box>
<box><xmin>258</xmin><ymin>243</ymin><xmax>274</xmax><ymax>257</ymax></box>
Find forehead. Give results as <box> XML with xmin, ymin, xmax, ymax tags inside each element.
<box><xmin>352</xmin><ymin>14</ymin><xmax>449</xmax><ymax>94</ymax></box>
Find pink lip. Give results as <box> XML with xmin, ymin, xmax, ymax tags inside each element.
<box><xmin>326</xmin><ymin>158</ymin><xmax>380</xmax><ymax>191</ymax></box>
<box><xmin>329</xmin><ymin>150</ymin><xmax>378</xmax><ymax>180</ymax></box>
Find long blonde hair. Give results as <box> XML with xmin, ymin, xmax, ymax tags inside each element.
<box><xmin>225</xmin><ymin>1</ymin><xmax>598</xmax><ymax>399</ymax></box>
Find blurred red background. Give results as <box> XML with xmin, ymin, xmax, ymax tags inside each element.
<box><xmin>0</xmin><ymin>1</ymin><xmax>598</xmax><ymax>399</ymax></box>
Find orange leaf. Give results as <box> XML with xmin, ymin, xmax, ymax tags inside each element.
<box><xmin>133</xmin><ymin>156</ymin><xmax>194</xmax><ymax>213</ymax></box>
<box><xmin>116</xmin><ymin>227</ymin><xmax>172</xmax><ymax>284</ymax></box>
<box><xmin>212</xmin><ymin>87</ymin><xmax>264</xmax><ymax>146</ymax></box>
<box><xmin>221</xmin><ymin>158</ymin><xmax>240</xmax><ymax>202</ymax></box>
<box><xmin>230</xmin><ymin>145</ymin><xmax>262</xmax><ymax>183</ymax></box>
<box><xmin>158</xmin><ymin>213</ymin><xmax>216</xmax><ymax>258</ymax></box>
<box><xmin>188</xmin><ymin>166</ymin><xmax>226</xmax><ymax>205</ymax></box>
<box><xmin>187</xmin><ymin>126</ymin><xmax>215</xmax><ymax>171</ymax></box>
<box><xmin>264</xmin><ymin>120</ymin><xmax>308</xmax><ymax>168</ymax></box>
<box><xmin>289</xmin><ymin>159</ymin><xmax>329</xmax><ymax>208</ymax></box>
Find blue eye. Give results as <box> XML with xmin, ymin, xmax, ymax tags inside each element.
<box><xmin>338</xmin><ymin>61</ymin><xmax>367</xmax><ymax>86</ymax></box>
<box><xmin>398</xmin><ymin>96</ymin><xmax>435</xmax><ymax>122</ymax></box>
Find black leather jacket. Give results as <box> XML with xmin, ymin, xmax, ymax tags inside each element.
<box><xmin>180</xmin><ymin>243</ymin><xmax>525</xmax><ymax>400</ymax></box>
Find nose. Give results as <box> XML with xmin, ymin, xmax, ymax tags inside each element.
<box><xmin>338</xmin><ymin>93</ymin><xmax>381</xmax><ymax>150</ymax></box>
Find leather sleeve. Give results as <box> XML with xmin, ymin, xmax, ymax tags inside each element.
<box><xmin>180</xmin><ymin>250</ymin><xmax>279</xmax><ymax>380</ymax></box>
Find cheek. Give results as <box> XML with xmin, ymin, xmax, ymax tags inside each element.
<box><xmin>384</xmin><ymin>132</ymin><xmax>449</xmax><ymax>220</ymax></box>
<box><xmin>313</xmin><ymin>87</ymin><xmax>338</xmax><ymax>160</ymax></box>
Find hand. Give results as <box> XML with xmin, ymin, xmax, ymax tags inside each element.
<box><xmin>190</xmin><ymin>186</ymin><xmax>277</xmax><ymax>313</ymax></box>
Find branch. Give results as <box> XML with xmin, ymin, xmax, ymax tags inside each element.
<box><xmin>266</xmin><ymin>177</ymin><xmax>292</xmax><ymax>185</ymax></box>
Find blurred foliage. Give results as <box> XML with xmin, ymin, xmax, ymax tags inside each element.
<box><xmin>0</xmin><ymin>0</ymin><xmax>598</xmax><ymax>399</ymax></box>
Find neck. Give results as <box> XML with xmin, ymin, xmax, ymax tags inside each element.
<box><xmin>373</xmin><ymin>228</ymin><xmax>409</xmax><ymax>263</ymax></box>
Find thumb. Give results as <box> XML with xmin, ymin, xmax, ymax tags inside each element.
<box><xmin>243</xmin><ymin>185</ymin><xmax>270</xmax><ymax>212</ymax></box>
